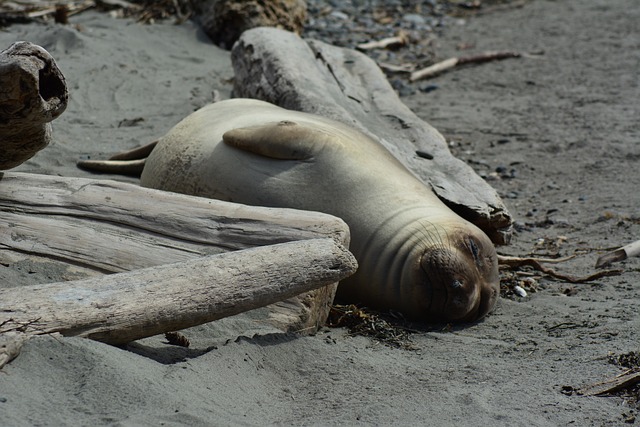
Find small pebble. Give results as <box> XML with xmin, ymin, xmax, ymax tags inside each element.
<box><xmin>419</xmin><ymin>83</ymin><xmax>439</xmax><ymax>93</ymax></box>
<box><xmin>513</xmin><ymin>285</ymin><xmax>527</xmax><ymax>298</ymax></box>
<box><xmin>402</xmin><ymin>14</ymin><xmax>427</xmax><ymax>26</ymax></box>
<box><xmin>330</xmin><ymin>10</ymin><xmax>349</xmax><ymax>20</ymax></box>
<box><xmin>416</xmin><ymin>150</ymin><xmax>434</xmax><ymax>160</ymax></box>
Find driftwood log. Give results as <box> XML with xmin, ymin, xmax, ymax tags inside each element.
<box><xmin>195</xmin><ymin>0</ymin><xmax>307</xmax><ymax>50</ymax></box>
<box><xmin>0</xmin><ymin>238</ymin><xmax>356</xmax><ymax>357</ymax></box>
<box><xmin>0</xmin><ymin>171</ymin><xmax>350</xmax><ymax>333</ymax></box>
<box><xmin>0</xmin><ymin>238</ymin><xmax>355</xmax><ymax>368</ymax></box>
<box><xmin>0</xmin><ymin>172</ymin><xmax>355</xmax><ymax>367</ymax></box>
<box><xmin>0</xmin><ymin>41</ymin><xmax>68</xmax><ymax>170</ymax></box>
<box><xmin>231</xmin><ymin>27</ymin><xmax>512</xmax><ymax>245</ymax></box>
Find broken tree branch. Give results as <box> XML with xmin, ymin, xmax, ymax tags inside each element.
<box><xmin>578</xmin><ymin>369</ymin><xmax>640</xmax><ymax>396</ymax></box>
<box><xmin>410</xmin><ymin>51</ymin><xmax>522</xmax><ymax>82</ymax></box>
<box><xmin>498</xmin><ymin>254</ymin><xmax>622</xmax><ymax>283</ymax></box>
<box><xmin>357</xmin><ymin>31</ymin><xmax>409</xmax><ymax>51</ymax></box>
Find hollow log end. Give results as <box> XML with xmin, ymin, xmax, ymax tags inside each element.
<box><xmin>0</xmin><ymin>42</ymin><xmax>68</xmax><ymax>170</ymax></box>
<box><xmin>1</xmin><ymin>41</ymin><xmax>69</xmax><ymax>122</ymax></box>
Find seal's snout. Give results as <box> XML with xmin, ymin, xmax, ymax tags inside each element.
<box><xmin>419</xmin><ymin>232</ymin><xmax>499</xmax><ymax>323</ymax></box>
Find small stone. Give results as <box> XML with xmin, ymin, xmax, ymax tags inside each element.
<box><xmin>330</xmin><ymin>10</ymin><xmax>349</xmax><ymax>20</ymax></box>
<box><xmin>513</xmin><ymin>285</ymin><xmax>527</xmax><ymax>297</ymax></box>
<box><xmin>419</xmin><ymin>83</ymin><xmax>439</xmax><ymax>93</ymax></box>
<box><xmin>402</xmin><ymin>13</ymin><xmax>426</xmax><ymax>26</ymax></box>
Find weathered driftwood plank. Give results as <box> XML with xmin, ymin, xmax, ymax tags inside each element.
<box><xmin>0</xmin><ymin>171</ymin><xmax>350</xmax><ymax>333</ymax></box>
<box><xmin>0</xmin><ymin>41</ymin><xmax>68</xmax><ymax>170</ymax></box>
<box><xmin>0</xmin><ymin>238</ymin><xmax>357</xmax><ymax>367</ymax></box>
<box><xmin>0</xmin><ymin>172</ymin><xmax>349</xmax><ymax>272</ymax></box>
<box><xmin>231</xmin><ymin>27</ymin><xmax>512</xmax><ymax>245</ymax></box>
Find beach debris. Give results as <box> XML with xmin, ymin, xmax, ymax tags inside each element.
<box><xmin>410</xmin><ymin>50</ymin><xmax>522</xmax><ymax>81</ymax></box>
<box><xmin>573</xmin><ymin>351</ymin><xmax>640</xmax><ymax>410</ymax></box>
<box><xmin>199</xmin><ymin>0</ymin><xmax>307</xmax><ymax>50</ymax></box>
<box><xmin>327</xmin><ymin>304</ymin><xmax>417</xmax><ymax>350</ymax></box>
<box><xmin>356</xmin><ymin>31</ymin><xmax>409</xmax><ymax>51</ymax></box>
<box><xmin>595</xmin><ymin>240</ymin><xmax>640</xmax><ymax>269</ymax></box>
<box><xmin>0</xmin><ymin>41</ymin><xmax>68</xmax><ymax>170</ymax></box>
<box><xmin>0</xmin><ymin>331</ymin><xmax>30</xmax><ymax>370</ymax></box>
<box><xmin>578</xmin><ymin>368</ymin><xmax>640</xmax><ymax>398</ymax></box>
<box><xmin>498</xmin><ymin>254</ymin><xmax>622</xmax><ymax>284</ymax></box>
<box><xmin>165</xmin><ymin>331</ymin><xmax>190</xmax><ymax>348</ymax></box>
<box><xmin>0</xmin><ymin>0</ymin><xmax>195</xmax><ymax>26</ymax></box>
<box><xmin>512</xmin><ymin>285</ymin><xmax>527</xmax><ymax>297</ymax></box>
<box><xmin>0</xmin><ymin>0</ymin><xmax>94</xmax><ymax>26</ymax></box>
<box><xmin>499</xmin><ymin>271</ymin><xmax>538</xmax><ymax>299</ymax></box>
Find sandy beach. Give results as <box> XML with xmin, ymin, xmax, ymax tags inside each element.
<box><xmin>1</xmin><ymin>1</ymin><xmax>638</xmax><ymax>425</ymax></box>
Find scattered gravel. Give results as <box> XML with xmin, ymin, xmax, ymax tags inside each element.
<box><xmin>303</xmin><ymin>0</ymin><xmax>455</xmax><ymax>96</ymax></box>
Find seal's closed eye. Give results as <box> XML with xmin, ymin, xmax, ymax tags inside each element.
<box><xmin>468</xmin><ymin>237</ymin><xmax>482</xmax><ymax>267</ymax></box>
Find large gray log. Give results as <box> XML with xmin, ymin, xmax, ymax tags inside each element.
<box><xmin>0</xmin><ymin>172</ymin><xmax>350</xmax><ymax>334</ymax></box>
<box><xmin>231</xmin><ymin>27</ymin><xmax>512</xmax><ymax>245</ymax></box>
<box><xmin>0</xmin><ymin>42</ymin><xmax>68</xmax><ymax>170</ymax></box>
<box><xmin>0</xmin><ymin>238</ymin><xmax>357</xmax><ymax>367</ymax></box>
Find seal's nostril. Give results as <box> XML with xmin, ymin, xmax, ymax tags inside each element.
<box><xmin>451</xmin><ymin>279</ymin><xmax>463</xmax><ymax>289</ymax></box>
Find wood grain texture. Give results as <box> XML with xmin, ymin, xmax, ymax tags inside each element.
<box><xmin>0</xmin><ymin>42</ymin><xmax>68</xmax><ymax>170</ymax></box>
<box><xmin>0</xmin><ymin>238</ymin><xmax>357</xmax><ymax>346</ymax></box>
<box><xmin>0</xmin><ymin>172</ymin><xmax>351</xmax><ymax>335</ymax></box>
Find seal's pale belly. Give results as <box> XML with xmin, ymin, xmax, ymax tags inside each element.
<box><xmin>141</xmin><ymin>99</ymin><xmax>499</xmax><ymax>322</ymax></box>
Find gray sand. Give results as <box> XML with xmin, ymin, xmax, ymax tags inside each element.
<box><xmin>1</xmin><ymin>1</ymin><xmax>639</xmax><ymax>426</ymax></box>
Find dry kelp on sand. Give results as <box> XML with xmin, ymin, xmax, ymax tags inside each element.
<box><xmin>327</xmin><ymin>304</ymin><xmax>419</xmax><ymax>350</ymax></box>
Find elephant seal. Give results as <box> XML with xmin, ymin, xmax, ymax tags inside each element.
<box><xmin>85</xmin><ymin>99</ymin><xmax>500</xmax><ymax>322</ymax></box>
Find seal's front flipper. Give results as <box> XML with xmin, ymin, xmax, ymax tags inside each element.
<box><xmin>77</xmin><ymin>158</ymin><xmax>146</xmax><ymax>177</ymax></box>
<box><xmin>223</xmin><ymin>121</ymin><xmax>332</xmax><ymax>161</ymax></box>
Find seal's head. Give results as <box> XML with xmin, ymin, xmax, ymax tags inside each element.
<box><xmin>411</xmin><ymin>224</ymin><xmax>499</xmax><ymax>323</ymax></box>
